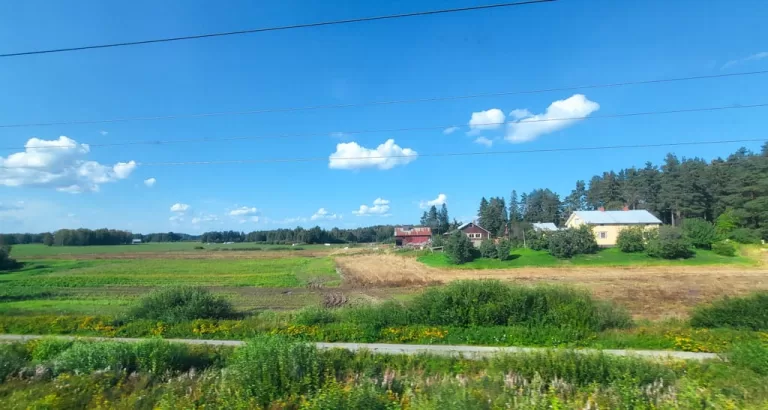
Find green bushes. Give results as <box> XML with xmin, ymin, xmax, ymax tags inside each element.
<box><xmin>53</xmin><ymin>341</ymin><xmax>136</xmax><ymax>374</ymax></box>
<box><xmin>127</xmin><ymin>286</ymin><xmax>237</xmax><ymax>323</ymax></box>
<box><xmin>228</xmin><ymin>335</ymin><xmax>324</xmax><ymax>407</ymax></box>
<box><xmin>0</xmin><ymin>243</ymin><xmax>20</xmax><ymax>271</ymax></box>
<box><xmin>294</xmin><ymin>307</ymin><xmax>339</xmax><ymax>326</ymax></box>
<box><xmin>645</xmin><ymin>226</ymin><xmax>695</xmax><ymax>259</ymax></box>
<box><xmin>729</xmin><ymin>228</ymin><xmax>761</xmax><ymax>244</ymax></box>
<box><xmin>496</xmin><ymin>239</ymin><xmax>512</xmax><ymax>260</ymax></box>
<box><xmin>406</xmin><ymin>280</ymin><xmax>631</xmax><ymax>331</ymax></box>
<box><xmin>728</xmin><ymin>342</ymin><xmax>768</xmax><ymax>376</ymax></box>
<box><xmin>479</xmin><ymin>239</ymin><xmax>498</xmax><ymax>259</ymax></box>
<box><xmin>682</xmin><ymin>218</ymin><xmax>718</xmax><ymax>249</ymax></box>
<box><xmin>547</xmin><ymin>226</ymin><xmax>598</xmax><ymax>258</ymax></box>
<box><xmin>0</xmin><ymin>343</ymin><xmax>27</xmax><ymax>382</ymax></box>
<box><xmin>444</xmin><ymin>231</ymin><xmax>474</xmax><ymax>264</ymax></box>
<box><xmin>711</xmin><ymin>241</ymin><xmax>736</xmax><ymax>257</ymax></box>
<box><xmin>526</xmin><ymin>229</ymin><xmax>549</xmax><ymax>251</ymax></box>
<box><xmin>691</xmin><ymin>292</ymin><xmax>768</xmax><ymax>331</ymax></box>
<box><xmin>616</xmin><ymin>226</ymin><xmax>646</xmax><ymax>253</ymax></box>
<box><xmin>30</xmin><ymin>338</ymin><xmax>73</xmax><ymax>361</ymax></box>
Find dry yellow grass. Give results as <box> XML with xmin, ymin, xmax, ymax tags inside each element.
<box><xmin>335</xmin><ymin>253</ymin><xmax>768</xmax><ymax>320</ymax></box>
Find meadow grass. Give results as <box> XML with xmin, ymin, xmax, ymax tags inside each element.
<box><xmin>9</xmin><ymin>242</ymin><xmax>348</xmax><ymax>257</ymax></box>
<box><xmin>418</xmin><ymin>246</ymin><xmax>755</xmax><ymax>269</ymax></box>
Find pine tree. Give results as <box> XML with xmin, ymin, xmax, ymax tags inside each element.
<box><xmin>509</xmin><ymin>190</ymin><xmax>520</xmax><ymax>222</ymax></box>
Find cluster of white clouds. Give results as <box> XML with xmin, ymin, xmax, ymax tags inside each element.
<box><xmin>169</xmin><ymin>203</ymin><xmax>190</xmax><ymax>223</ymax></box>
<box><xmin>353</xmin><ymin>198</ymin><xmax>391</xmax><ymax>216</ymax></box>
<box><xmin>0</xmin><ymin>136</ymin><xmax>137</xmax><ymax>193</ymax></box>
<box><xmin>329</xmin><ymin>139</ymin><xmax>417</xmax><ymax>170</ymax></box>
<box><xmin>419</xmin><ymin>193</ymin><xmax>447</xmax><ymax>209</ymax></box>
<box><xmin>722</xmin><ymin>51</ymin><xmax>768</xmax><ymax>70</ymax></box>
<box><xmin>311</xmin><ymin>208</ymin><xmax>340</xmax><ymax>221</ymax></box>
<box><xmin>462</xmin><ymin>94</ymin><xmax>600</xmax><ymax>145</ymax></box>
<box><xmin>228</xmin><ymin>206</ymin><xmax>260</xmax><ymax>223</ymax></box>
<box><xmin>144</xmin><ymin>178</ymin><xmax>156</xmax><ymax>187</ymax></box>
<box><xmin>191</xmin><ymin>214</ymin><xmax>218</xmax><ymax>225</ymax></box>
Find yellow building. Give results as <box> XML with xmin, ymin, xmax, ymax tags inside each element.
<box><xmin>564</xmin><ymin>209</ymin><xmax>662</xmax><ymax>247</ymax></box>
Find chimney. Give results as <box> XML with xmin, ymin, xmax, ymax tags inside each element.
<box><xmin>598</xmin><ymin>206</ymin><xmax>605</xmax><ymax>212</ymax></box>
<box><xmin>622</xmin><ymin>205</ymin><xmax>629</xmax><ymax>211</ymax></box>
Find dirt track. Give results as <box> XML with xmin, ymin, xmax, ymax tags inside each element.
<box><xmin>335</xmin><ymin>253</ymin><xmax>768</xmax><ymax>320</ymax></box>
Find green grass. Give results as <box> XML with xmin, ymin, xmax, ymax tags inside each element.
<box><xmin>418</xmin><ymin>246</ymin><xmax>756</xmax><ymax>269</ymax></box>
<box><xmin>9</xmin><ymin>242</ymin><xmax>348</xmax><ymax>257</ymax></box>
<box><xmin>0</xmin><ymin>298</ymin><xmax>133</xmax><ymax>316</ymax></box>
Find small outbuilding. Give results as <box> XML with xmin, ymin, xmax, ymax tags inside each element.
<box><xmin>445</xmin><ymin>222</ymin><xmax>491</xmax><ymax>247</ymax></box>
<box><xmin>131</xmin><ymin>239</ymin><xmax>142</xmax><ymax>245</ymax></box>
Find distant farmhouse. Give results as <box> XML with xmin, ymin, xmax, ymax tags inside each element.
<box><xmin>565</xmin><ymin>208</ymin><xmax>662</xmax><ymax>247</ymax></box>
<box><xmin>394</xmin><ymin>226</ymin><xmax>432</xmax><ymax>248</ymax></box>
<box><xmin>445</xmin><ymin>222</ymin><xmax>491</xmax><ymax>247</ymax></box>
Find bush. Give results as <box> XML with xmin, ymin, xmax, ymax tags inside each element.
<box><xmin>728</xmin><ymin>342</ymin><xmax>768</xmax><ymax>375</ymax></box>
<box><xmin>53</xmin><ymin>341</ymin><xmax>136</xmax><ymax>374</ymax></box>
<box><xmin>0</xmin><ymin>244</ymin><xmax>20</xmax><ymax>271</ymax></box>
<box><xmin>690</xmin><ymin>292</ymin><xmax>768</xmax><ymax>331</ymax></box>
<box><xmin>616</xmin><ymin>226</ymin><xmax>646</xmax><ymax>253</ymax></box>
<box><xmin>0</xmin><ymin>343</ymin><xmax>27</xmax><ymax>382</ymax></box>
<box><xmin>294</xmin><ymin>307</ymin><xmax>339</xmax><ymax>326</ymax></box>
<box><xmin>228</xmin><ymin>335</ymin><xmax>324</xmax><ymax>407</ymax></box>
<box><xmin>711</xmin><ymin>241</ymin><xmax>736</xmax><ymax>257</ymax></box>
<box><xmin>444</xmin><ymin>231</ymin><xmax>474</xmax><ymax>264</ymax></box>
<box><xmin>478</xmin><ymin>239</ymin><xmax>497</xmax><ymax>259</ymax></box>
<box><xmin>30</xmin><ymin>338</ymin><xmax>74</xmax><ymax>361</ymax></box>
<box><xmin>431</xmin><ymin>235</ymin><xmax>444</xmax><ymax>247</ymax></box>
<box><xmin>729</xmin><ymin>228</ymin><xmax>761</xmax><ymax>244</ymax></box>
<box><xmin>127</xmin><ymin>286</ymin><xmax>237</xmax><ymax>323</ymax></box>
<box><xmin>645</xmin><ymin>226</ymin><xmax>694</xmax><ymax>259</ymax></box>
<box><xmin>496</xmin><ymin>239</ymin><xmax>512</xmax><ymax>260</ymax></box>
<box><xmin>526</xmin><ymin>230</ymin><xmax>549</xmax><ymax>251</ymax></box>
<box><xmin>682</xmin><ymin>218</ymin><xmax>718</xmax><ymax>249</ymax></box>
<box><xmin>547</xmin><ymin>225</ymin><xmax>598</xmax><ymax>258</ymax></box>
<box><xmin>406</xmin><ymin>280</ymin><xmax>631</xmax><ymax>331</ymax></box>
<box><xmin>133</xmin><ymin>339</ymin><xmax>196</xmax><ymax>374</ymax></box>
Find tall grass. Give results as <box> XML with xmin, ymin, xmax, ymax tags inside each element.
<box><xmin>690</xmin><ymin>292</ymin><xmax>768</xmax><ymax>330</ymax></box>
<box><xmin>126</xmin><ymin>286</ymin><xmax>237</xmax><ymax>323</ymax></box>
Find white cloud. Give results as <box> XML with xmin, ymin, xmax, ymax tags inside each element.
<box><xmin>468</xmin><ymin>108</ymin><xmax>505</xmax><ymax>135</ymax></box>
<box><xmin>0</xmin><ymin>136</ymin><xmax>137</xmax><ymax>193</ymax></box>
<box><xmin>144</xmin><ymin>178</ymin><xmax>156</xmax><ymax>187</ymax></box>
<box><xmin>170</xmin><ymin>203</ymin><xmax>190</xmax><ymax>213</ymax></box>
<box><xmin>229</xmin><ymin>206</ymin><xmax>259</xmax><ymax>217</ymax></box>
<box><xmin>722</xmin><ymin>51</ymin><xmax>768</xmax><ymax>69</ymax></box>
<box><xmin>443</xmin><ymin>126</ymin><xmax>460</xmax><ymax>135</ymax></box>
<box><xmin>509</xmin><ymin>109</ymin><xmax>533</xmax><ymax>120</ymax></box>
<box><xmin>419</xmin><ymin>194</ymin><xmax>447</xmax><ymax>209</ymax></box>
<box><xmin>100</xmin><ymin>130</ymin><xmax>109</xmax><ymax>136</ymax></box>
<box><xmin>191</xmin><ymin>214</ymin><xmax>218</xmax><ymax>225</ymax></box>
<box><xmin>238</xmin><ymin>216</ymin><xmax>260</xmax><ymax>224</ymax></box>
<box><xmin>169</xmin><ymin>214</ymin><xmax>184</xmax><ymax>223</ymax></box>
<box><xmin>505</xmin><ymin>94</ymin><xmax>600</xmax><ymax>143</ymax></box>
<box><xmin>329</xmin><ymin>139</ymin><xmax>417</xmax><ymax>170</ymax></box>
<box><xmin>353</xmin><ymin>198</ymin><xmax>391</xmax><ymax>216</ymax></box>
<box><xmin>474</xmin><ymin>136</ymin><xmax>494</xmax><ymax>147</ymax></box>
<box><xmin>311</xmin><ymin>208</ymin><xmax>340</xmax><ymax>221</ymax></box>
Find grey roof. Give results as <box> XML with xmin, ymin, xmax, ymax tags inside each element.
<box><xmin>532</xmin><ymin>222</ymin><xmax>558</xmax><ymax>231</ymax></box>
<box><xmin>571</xmin><ymin>210</ymin><xmax>662</xmax><ymax>225</ymax></box>
<box><xmin>455</xmin><ymin>222</ymin><xmax>490</xmax><ymax>233</ymax></box>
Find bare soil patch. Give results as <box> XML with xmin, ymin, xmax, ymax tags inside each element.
<box><xmin>335</xmin><ymin>253</ymin><xmax>768</xmax><ymax>320</ymax></box>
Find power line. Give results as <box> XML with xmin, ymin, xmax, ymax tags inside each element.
<box><xmin>135</xmin><ymin>138</ymin><xmax>768</xmax><ymax>166</ymax></box>
<box><xmin>3</xmin><ymin>102</ymin><xmax>768</xmax><ymax>151</ymax></box>
<box><xmin>0</xmin><ymin>0</ymin><xmax>555</xmax><ymax>58</ymax></box>
<box><xmin>2</xmin><ymin>69</ymin><xmax>767</xmax><ymax>129</ymax></box>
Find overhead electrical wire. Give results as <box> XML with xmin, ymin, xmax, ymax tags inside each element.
<box><xmin>2</xmin><ymin>69</ymin><xmax>766</xmax><ymax>129</ymax></box>
<box><xmin>3</xmin><ymin>102</ymin><xmax>767</xmax><ymax>151</ymax></box>
<box><xmin>0</xmin><ymin>0</ymin><xmax>555</xmax><ymax>58</ymax></box>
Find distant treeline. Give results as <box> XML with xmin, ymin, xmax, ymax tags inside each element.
<box><xmin>200</xmin><ymin>226</ymin><xmax>396</xmax><ymax>244</ymax></box>
<box><xmin>0</xmin><ymin>230</ymin><xmax>199</xmax><ymax>246</ymax></box>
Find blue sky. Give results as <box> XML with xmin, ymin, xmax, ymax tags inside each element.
<box><xmin>1</xmin><ymin>0</ymin><xmax>767</xmax><ymax>234</ymax></box>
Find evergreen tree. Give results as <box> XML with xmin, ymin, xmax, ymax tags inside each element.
<box><xmin>437</xmin><ymin>204</ymin><xmax>450</xmax><ymax>234</ymax></box>
<box><xmin>509</xmin><ymin>190</ymin><xmax>520</xmax><ymax>222</ymax></box>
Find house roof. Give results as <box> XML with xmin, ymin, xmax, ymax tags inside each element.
<box><xmin>394</xmin><ymin>226</ymin><xmax>432</xmax><ymax>237</ymax></box>
<box><xmin>570</xmin><ymin>210</ymin><xmax>662</xmax><ymax>225</ymax></box>
<box><xmin>456</xmin><ymin>222</ymin><xmax>490</xmax><ymax>233</ymax></box>
<box><xmin>532</xmin><ymin>222</ymin><xmax>558</xmax><ymax>231</ymax></box>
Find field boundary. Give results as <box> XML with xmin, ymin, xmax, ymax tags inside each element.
<box><xmin>0</xmin><ymin>334</ymin><xmax>719</xmax><ymax>361</ymax></box>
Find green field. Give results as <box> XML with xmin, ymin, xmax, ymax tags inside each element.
<box><xmin>9</xmin><ymin>242</ymin><xmax>346</xmax><ymax>257</ymax></box>
<box><xmin>418</xmin><ymin>246</ymin><xmax>756</xmax><ymax>269</ymax></box>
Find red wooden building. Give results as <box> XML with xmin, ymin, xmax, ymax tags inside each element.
<box><xmin>394</xmin><ymin>226</ymin><xmax>432</xmax><ymax>247</ymax></box>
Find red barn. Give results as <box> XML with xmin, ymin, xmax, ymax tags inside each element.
<box><xmin>394</xmin><ymin>226</ymin><xmax>432</xmax><ymax>247</ymax></box>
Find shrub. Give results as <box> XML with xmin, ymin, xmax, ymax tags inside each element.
<box><xmin>729</xmin><ymin>228</ymin><xmax>761</xmax><ymax>244</ymax></box>
<box><xmin>342</xmin><ymin>301</ymin><xmax>410</xmax><ymax>330</ymax></box>
<box><xmin>133</xmin><ymin>339</ymin><xmax>195</xmax><ymax>374</ymax></box>
<box><xmin>711</xmin><ymin>241</ymin><xmax>736</xmax><ymax>257</ymax></box>
<box><xmin>0</xmin><ymin>343</ymin><xmax>27</xmax><ymax>382</ymax></box>
<box><xmin>478</xmin><ymin>239</ymin><xmax>497</xmax><ymax>259</ymax></box>
<box><xmin>127</xmin><ymin>286</ymin><xmax>237</xmax><ymax>323</ymax></box>
<box><xmin>294</xmin><ymin>307</ymin><xmax>339</xmax><ymax>326</ymax></box>
<box><xmin>645</xmin><ymin>226</ymin><xmax>694</xmax><ymax>259</ymax></box>
<box><xmin>715</xmin><ymin>208</ymin><xmax>739</xmax><ymax>237</ymax></box>
<box><xmin>30</xmin><ymin>338</ymin><xmax>74</xmax><ymax>361</ymax></box>
<box><xmin>193</xmin><ymin>246</ymin><xmax>204</xmax><ymax>250</ymax></box>
<box><xmin>431</xmin><ymin>235</ymin><xmax>444</xmax><ymax>248</ymax></box>
<box><xmin>53</xmin><ymin>341</ymin><xmax>136</xmax><ymax>374</ymax></box>
<box><xmin>616</xmin><ymin>226</ymin><xmax>646</xmax><ymax>253</ymax></box>
<box><xmin>0</xmin><ymin>244</ymin><xmax>20</xmax><ymax>271</ymax></box>
<box><xmin>690</xmin><ymin>292</ymin><xmax>768</xmax><ymax>331</ymax></box>
<box><xmin>682</xmin><ymin>218</ymin><xmax>718</xmax><ymax>249</ymax></box>
<box><xmin>547</xmin><ymin>225</ymin><xmax>598</xmax><ymax>258</ymax></box>
<box><xmin>526</xmin><ymin>230</ymin><xmax>549</xmax><ymax>251</ymax></box>
<box><xmin>728</xmin><ymin>342</ymin><xmax>768</xmax><ymax>375</ymax></box>
<box><xmin>228</xmin><ymin>335</ymin><xmax>324</xmax><ymax>407</ymax></box>
<box><xmin>406</xmin><ymin>280</ymin><xmax>631</xmax><ymax>331</ymax></box>
<box><xmin>496</xmin><ymin>239</ymin><xmax>512</xmax><ymax>260</ymax></box>
<box><xmin>444</xmin><ymin>231</ymin><xmax>474</xmax><ymax>264</ymax></box>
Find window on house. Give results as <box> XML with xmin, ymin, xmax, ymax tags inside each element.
<box><xmin>598</xmin><ymin>231</ymin><xmax>607</xmax><ymax>239</ymax></box>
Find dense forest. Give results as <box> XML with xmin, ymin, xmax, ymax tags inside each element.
<box><xmin>200</xmin><ymin>225</ymin><xmax>396</xmax><ymax>244</ymax></box>
<box><xmin>0</xmin><ymin>230</ymin><xmax>198</xmax><ymax>246</ymax></box>
<box><xmin>477</xmin><ymin>144</ymin><xmax>768</xmax><ymax>240</ymax></box>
